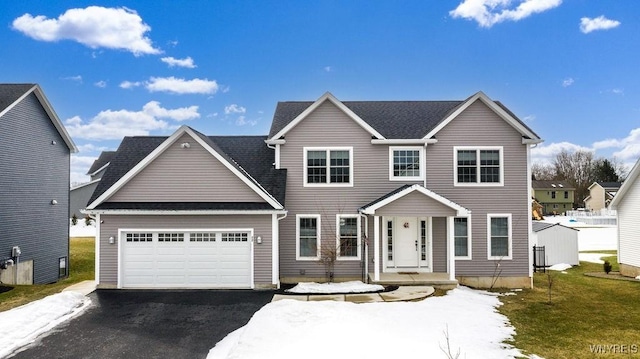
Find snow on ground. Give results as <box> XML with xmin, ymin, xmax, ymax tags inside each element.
<box><xmin>540</xmin><ymin>216</ymin><xmax>616</xmax><ymax>251</ymax></box>
<box><xmin>286</xmin><ymin>281</ymin><xmax>384</xmax><ymax>294</ymax></box>
<box><xmin>0</xmin><ymin>291</ymin><xmax>91</xmax><ymax>358</ymax></box>
<box><xmin>69</xmin><ymin>219</ymin><xmax>96</xmax><ymax>237</ymax></box>
<box><xmin>548</xmin><ymin>263</ymin><xmax>572</xmax><ymax>271</ymax></box>
<box><xmin>207</xmin><ymin>287</ymin><xmax>528</xmax><ymax>359</ymax></box>
<box><xmin>579</xmin><ymin>252</ymin><xmax>615</xmax><ymax>264</ymax></box>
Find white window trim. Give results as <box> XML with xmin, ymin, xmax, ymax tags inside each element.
<box><xmin>486</xmin><ymin>213</ymin><xmax>512</xmax><ymax>260</ymax></box>
<box><xmin>296</xmin><ymin>214</ymin><xmax>321</xmax><ymax>261</ymax></box>
<box><xmin>335</xmin><ymin>214</ymin><xmax>361</xmax><ymax>261</ymax></box>
<box><xmin>453</xmin><ymin>146</ymin><xmax>504</xmax><ymax>187</ymax></box>
<box><xmin>303</xmin><ymin>147</ymin><xmax>354</xmax><ymax>187</ymax></box>
<box><xmin>389</xmin><ymin>146</ymin><xmax>425</xmax><ymax>181</ymax></box>
<box><xmin>454</xmin><ymin>216</ymin><xmax>472</xmax><ymax>260</ymax></box>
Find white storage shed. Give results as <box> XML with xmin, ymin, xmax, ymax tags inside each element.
<box><xmin>532</xmin><ymin>222</ymin><xmax>579</xmax><ymax>266</ymax></box>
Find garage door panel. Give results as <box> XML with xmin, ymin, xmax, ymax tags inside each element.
<box><xmin>122</xmin><ymin>230</ymin><xmax>252</xmax><ymax>288</ymax></box>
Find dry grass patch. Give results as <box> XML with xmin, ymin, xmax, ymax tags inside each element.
<box><xmin>0</xmin><ymin>237</ymin><xmax>94</xmax><ymax>312</ymax></box>
<box><xmin>500</xmin><ymin>254</ymin><xmax>640</xmax><ymax>358</ymax></box>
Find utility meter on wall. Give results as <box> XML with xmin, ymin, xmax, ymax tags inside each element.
<box><xmin>11</xmin><ymin>246</ymin><xmax>21</xmax><ymax>257</ymax></box>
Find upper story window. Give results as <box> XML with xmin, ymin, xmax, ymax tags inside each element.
<box><xmin>389</xmin><ymin>146</ymin><xmax>425</xmax><ymax>181</ymax></box>
<box><xmin>551</xmin><ymin>191</ymin><xmax>556</xmax><ymax>199</ymax></box>
<box><xmin>564</xmin><ymin>191</ymin><xmax>569</xmax><ymax>199</ymax></box>
<box><xmin>454</xmin><ymin>147</ymin><xmax>503</xmax><ymax>186</ymax></box>
<box><xmin>304</xmin><ymin>147</ymin><xmax>353</xmax><ymax>187</ymax></box>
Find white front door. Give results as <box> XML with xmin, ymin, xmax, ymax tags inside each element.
<box><xmin>394</xmin><ymin>217</ymin><xmax>419</xmax><ymax>267</ymax></box>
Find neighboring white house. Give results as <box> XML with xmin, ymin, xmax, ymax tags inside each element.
<box><xmin>610</xmin><ymin>159</ymin><xmax>640</xmax><ymax>278</ymax></box>
<box><xmin>532</xmin><ymin>222</ymin><xmax>579</xmax><ymax>266</ymax></box>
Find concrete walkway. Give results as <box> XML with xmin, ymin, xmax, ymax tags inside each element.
<box><xmin>272</xmin><ymin>286</ymin><xmax>435</xmax><ymax>303</ymax></box>
<box><xmin>62</xmin><ymin>280</ymin><xmax>97</xmax><ymax>296</ymax></box>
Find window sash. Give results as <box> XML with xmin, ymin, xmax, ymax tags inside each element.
<box><xmin>456</xmin><ymin>148</ymin><xmax>502</xmax><ymax>184</ymax></box>
<box><xmin>393</xmin><ymin>150</ymin><xmax>421</xmax><ymax>177</ymax></box>
<box><xmin>338</xmin><ymin>217</ymin><xmax>358</xmax><ymax>257</ymax></box>
<box><xmin>306</xmin><ymin>149</ymin><xmax>351</xmax><ymax>185</ymax></box>
<box><xmin>490</xmin><ymin>217</ymin><xmax>509</xmax><ymax>257</ymax></box>
<box><xmin>454</xmin><ymin>218</ymin><xmax>469</xmax><ymax>257</ymax></box>
<box><xmin>299</xmin><ymin>217</ymin><xmax>319</xmax><ymax>258</ymax></box>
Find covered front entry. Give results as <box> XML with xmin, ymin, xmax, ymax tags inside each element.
<box><xmin>384</xmin><ymin>217</ymin><xmax>431</xmax><ymax>271</ymax></box>
<box><xmin>359</xmin><ymin>184</ymin><xmax>469</xmax><ymax>282</ymax></box>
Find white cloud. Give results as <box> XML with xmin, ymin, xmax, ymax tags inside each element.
<box><xmin>225</xmin><ymin>104</ymin><xmax>246</xmax><ymax>115</ymax></box>
<box><xmin>324</xmin><ymin>66</ymin><xmax>333</xmax><ymax>72</ymax></box>
<box><xmin>450</xmin><ymin>0</ymin><xmax>562</xmax><ymax>28</ymax></box>
<box><xmin>71</xmin><ymin>155</ymin><xmax>98</xmax><ymax>185</ymax></box>
<box><xmin>523</xmin><ymin>114</ymin><xmax>536</xmax><ymax>122</ymax></box>
<box><xmin>62</xmin><ymin>75</ymin><xmax>82</xmax><ymax>83</ymax></box>
<box><xmin>119</xmin><ymin>81</ymin><xmax>142</xmax><ymax>89</ymax></box>
<box><xmin>160</xmin><ymin>56</ymin><xmax>196</xmax><ymax>68</ymax></box>
<box><xmin>531</xmin><ymin>141</ymin><xmax>592</xmax><ymax>164</ymax></box>
<box><xmin>580</xmin><ymin>15</ymin><xmax>620</xmax><ymax>34</ymax></box>
<box><xmin>64</xmin><ymin>101</ymin><xmax>199</xmax><ymax>140</ymax></box>
<box><xmin>94</xmin><ymin>80</ymin><xmax>107</xmax><ymax>88</ymax></box>
<box><xmin>235</xmin><ymin>116</ymin><xmax>257</xmax><ymax>126</ymax></box>
<box><xmin>12</xmin><ymin>6</ymin><xmax>160</xmax><ymax>56</ymax></box>
<box><xmin>562</xmin><ymin>77</ymin><xmax>574</xmax><ymax>87</ymax></box>
<box><xmin>145</xmin><ymin>76</ymin><xmax>218</xmax><ymax>95</ymax></box>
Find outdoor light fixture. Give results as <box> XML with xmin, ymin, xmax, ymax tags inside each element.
<box><xmin>51</xmin><ymin>199</ymin><xmax>58</xmax><ymax>205</ymax></box>
<box><xmin>51</xmin><ymin>140</ymin><xmax>56</xmax><ymax>145</ymax></box>
<box><xmin>109</xmin><ymin>236</ymin><xmax>115</xmax><ymax>244</ymax></box>
<box><xmin>256</xmin><ymin>236</ymin><xmax>262</xmax><ymax>244</ymax></box>
<box><xmin>181</xmin><ymin>142</ymin><xmax>191</xmax><ymax>149</ymax></box>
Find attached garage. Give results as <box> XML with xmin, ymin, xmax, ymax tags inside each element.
<box><xmin>119</xmin><ymin>229</ymin><xmax>253</xmax><ymax>288</ymax></box>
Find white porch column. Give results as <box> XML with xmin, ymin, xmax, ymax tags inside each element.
<box><xmin>374</xmin><ymin>215</ymin><xmax>380</xmax><ymax>281</ymax></box>
<box><xmin>447</xmin><ymin>216</ymin><xmax>456</xmax><ymax>281</ymax></box>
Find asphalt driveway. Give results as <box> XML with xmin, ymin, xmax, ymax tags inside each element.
<box><xmin>10</xmin><ymin>289</ymin><xmax>274</xmax><ymax>359</ymax></box>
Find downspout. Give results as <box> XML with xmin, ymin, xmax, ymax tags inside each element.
<box><xmin>273</xmin><ymin>211</ymin><xmax>288</xmax><ymax>289</ymax></box>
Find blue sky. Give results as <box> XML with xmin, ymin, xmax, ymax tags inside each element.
<box><xmin>1</xmin><ymin>1</ymin><xmax>638</xmax><ymax>184</ymax></box>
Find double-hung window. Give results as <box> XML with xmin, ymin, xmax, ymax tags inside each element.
<box><xmin>389</xmin><ymin>146</ymin><xmax>424</xmax><ymax>181</ymax></box>
<box><xmin>336</xmin><ymin>215</ymin><xmax>360</xmax><ymax>260</ymax></box>
<box><xmin>297</xmin><ymin>215</ymin><xmax>321</xmax><ymax>260</ymax></box>
<box><xmin>487</xmin><ymin>214</ymin><xmax>512</xmax><ymax>260</ymax></box>
<box><xmin>454</xmin><ymin>217</ymin><xmax>471</xmax><ymax>259</ymax></box>
<box><xmin>304</xmin><ymin>147</ymin><xmax>353</xmax><ymax>186</ymax></box>
<box><xmin>454</xmin><ymin>147</ymin><xmax>503</xmax><ymax>186</ymax></box>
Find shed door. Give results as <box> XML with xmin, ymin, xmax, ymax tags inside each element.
<box><xmin>121</xmin><ymin>231</ymin><xmax>252</xmax><ymax>288</ymax></box>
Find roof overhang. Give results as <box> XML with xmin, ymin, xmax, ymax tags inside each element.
<box><xmin>423</xmin><ymin>91</ymin><xmax>542</xmax><ymax>144</ymax></box>
<box><xmin>370</xmin><ymin>138</ymin><xmax>438</xmax><ymax>145</ymax></box>
<box><xmin>82</xmin><ymin>209</ymin><xmax>288</xmax><ymax>216</ymax></box>
<box><xmin>266</xmin><ymin>92</ymin><xmax>385</xmax><ymax>143</ymax></box>
<box><xmin>358</xmin><ymin>184</ymin><xmax>470</xmax><ymax>216</ymax></box>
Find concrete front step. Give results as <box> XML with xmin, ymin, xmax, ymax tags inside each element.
<box><xmin>272</xmin><ymin>286</ymin><xmax>435</xmax><ymax>303</ymax></box>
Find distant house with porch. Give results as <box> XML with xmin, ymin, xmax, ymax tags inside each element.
<box><xmin>584</xmin><ymin>181</ymin><xmax>622</xmax><ymax>211</ymax></box>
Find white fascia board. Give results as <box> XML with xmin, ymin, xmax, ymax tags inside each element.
<box><xmin>268</xmin><ymin>92</ymin><xmax>385</xmax><ymax>141</ymax></box>
<box><xmin>611</xmin><ymin>158</ymin><xmax>640</xmax><ymax>208</ymax></box>
<box><xmin>360</xmin><ymin>184</ymin><xmax>470</xmax><ymax>216</ymax></box>
<box><xmin>82</xmin><ymin>209</ymin><xmax>288</xmax><ymax>215</ymax></box>
<box><xmin>0</xmin><ymin>85</ymin><xmax>78</xmax><ymax>153</ymax></box>
<box><xmin>88</xmin><ymin>162</ymin><xmax>110</xmax><ymax>177</ymax></box>
<box><xmin>87</xmin><ymin>126</ymin><xmax>283</xmax><ymax>210</ymax></box>
<box><xmin>371</xmin><ymin>139</ymin><xmax>438</xmax><ymax>145</ymax></box>
<box><xmin>265</xmin><ymin>139</ymin><xmax>286</xmax><ymax>145</ymax></box>
<box><xmin>185</xmin><ymin>127</ymin><xmax>284</xmax><ymax>209</ymax></box>
<box><xmin>423</xmin><ymin>91</ymin><xmax>541</xmax><ymax>143</ymax></box>
<box><xmin>70</xmin><ymin>178</ymin><xmax>101</xmax><ymax>191</ymax></box>
<box><xmin>523</xmin><ymin>138</ymin><xmax>544</xmax><ymax>145</ymax></box>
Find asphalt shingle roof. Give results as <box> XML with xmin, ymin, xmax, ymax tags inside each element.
<box><xmin>88</xmin><ymin>132</ymin><xmax>286</xmax><ymax>209</ymax></box>
<box><xmin>0</xmin><ymin>84</ymin><xmax>34</xmax><ymax>114</ymax></box>
<box><xmin>532</xmin><ymin>180</ymin><xmax>574</xmax><ymax>189</ymax></box>
<box><xmin>87</xmin><ymin>151</ymin><xmax>116</xmax><ymax>174</ymax></box>
<box><xmin>268</xmin><ymin>97</ymin><xmax>539</xmax><ymax>140</ymax></box>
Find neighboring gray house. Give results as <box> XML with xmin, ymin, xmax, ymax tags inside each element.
<box><xmin>85</xmin><ymin>91</ymin><xmax>542</xmax><ymax>289</ymax></box>
<box><xmin>70</xmin><ymin>151</ymin><xmax>115</xmax><ymax>218</ymax></box>
<box><xmin>610</xmin><ymin>158</ymin><xmax>640</xmax><ymax>278</ymax></box>
<box><xmin>0</xmin><ymin>84</ymin><xmax>77</xmax><ymax>284</ymax></box>
<box><xmin>532</xmin><ymin>222</ymin><xmax>579</xmax><ymax>266</ymax></box>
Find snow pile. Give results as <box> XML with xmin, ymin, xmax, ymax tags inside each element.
<box><xmin>579</xmin><ymin>253</ymin><xmax>613</xmax><ymax>264</ymax></box>
<box><xmin>636</xmin><ymin>276</ymin><xmax>640</xmax><ymax>281</ymax></box>
<box><xmin>0</xmin><ymin>291</ymin><xmax>91</xmax><ymax>358</ymax></box>
<box><xmin>69</xmin><ymin>218</ymin><xmax>96</xmax><ymax>237</ymax></box>
<box><xmin>548</xmin><ymin>263</ymin><xmax>572</xmax><ymax>271</ymax></box>
<box><xmin>208</xmin><ymin>287</ymin><xmax>526</xmax><ymax>359</ymax></box>
<box><xmin>286</xmin><ymin>281</ymin><xmax>384</xmax><ymax>294</ymax></box>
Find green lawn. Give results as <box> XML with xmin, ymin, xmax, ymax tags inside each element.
<box><xmin>500</xmin><ymin>254</ymin><xmax>640</xmax><ymax>358</ymax></box>
<box><xmin>0</xmin><ymin>237</ymin><xmax>95</xmax><ymax>312</ymax></box>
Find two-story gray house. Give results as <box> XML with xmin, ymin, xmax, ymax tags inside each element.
<box><xmin>0</xmin><ymin>84</ymin><xmax>77</xmax><ymax>284</ymax></box>
<box><xmin>86</xmin><ymin>91</ymin><xmax>541</xmax><ymax>289</ymax></box>
<box><xmin>70</xmin><ymin>151</ymin><xmax>115</xmax><ymax>219</ymax></box>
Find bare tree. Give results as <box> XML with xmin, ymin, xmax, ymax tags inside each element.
<box><xmin>553</xmin><ymin>149</ymin><xmax>594</xmax><ymax>206</ymax></box>
<box><xmin>531</xmin><ymin>162</ymin><xmax>555</xmax><ymax>181</ymax></box>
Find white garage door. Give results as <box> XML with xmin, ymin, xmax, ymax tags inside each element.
<box><xmin>121</xmin><ymin>230</ymin><xmax>252</xmax><ymax>288</ymax></box>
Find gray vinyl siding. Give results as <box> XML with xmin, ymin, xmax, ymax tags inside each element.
<box><xmin>0</xmin><ymin>93</ymin><xmax>70</xmax><ymax>284</ymax></box>
<box><xmin>617</xmin><ymin>179</ymin><xmax>640</xmax><ymax>269</ymax></box>
<box><xmin>279</xmin><ymin>99</ymin><xmax>531</xmax><ymax>279</ymax></box>
<box><xmin>279</xmin><ymin>101</ymin><xmax>423</xmax><ymax>279</ymax></box>
<box><xmin>98</xmin><ymin>214</ymin><xmax>273</xmax><ymax>285</ymax></box>
<box><xmin>374</xmin><ymin>192</ymin><xmax>457</xmax><ymax>217</ymax></box>
<box><xmin>69</xmin><ymin>181</ymin><xmax>99</xmax><ymax>218</ymax></box>
<box><xmin>426</xmin><ymin>100</ymin><xmax>530</xmax><ymax>277</ymax></box>
<box><xmin>109</xmin><ymin>133</ymin><xmax>265</xmax><ymax>203</ymax></box>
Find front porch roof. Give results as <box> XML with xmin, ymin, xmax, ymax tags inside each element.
<box><xmin>358</xmin><ymin>184</ymin><xmax>470</xmax><ymax>216</ymax></box>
